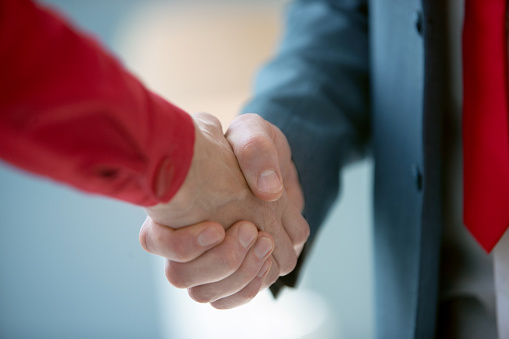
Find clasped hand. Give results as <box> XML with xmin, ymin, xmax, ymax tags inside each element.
<box><xmin>140</xmin><ymin>113</ymin><xmax>309</xmax><ymax>309</ymax></box>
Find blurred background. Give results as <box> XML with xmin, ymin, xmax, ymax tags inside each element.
<box><xmin>0</xmin><ymin>1</ymin><xmax>374</xmax><ymax>338</ymax></box>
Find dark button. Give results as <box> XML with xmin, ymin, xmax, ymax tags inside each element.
<box><xmin>411</xmin><ymin>165</ymin><xmax>423</xmax><ymax>191</ymax></box>
<box><xmin>414</xmin><ymin>11</ymin><xmax>423</xmax><ymax>36</ymax></box>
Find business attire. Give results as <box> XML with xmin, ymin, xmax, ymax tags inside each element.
<box><xmin>0</xmin><ymin>0</ymin><xmax>194</xmax><ymax>206</ymax></box>
<box><xmin>243</xmin><ymin>0</ymin><xmax>508</xmax><ymax>337</ymax></box>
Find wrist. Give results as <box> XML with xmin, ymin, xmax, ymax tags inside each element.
<box><xmin>146</xmin><ymin>113</ymin><xmax>249</xmax><ymax>229</ymax></box>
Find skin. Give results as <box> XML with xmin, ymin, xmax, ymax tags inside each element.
<box><xmin>140</xmin><ymin>113</ymin><xmax>308</xmax><ymax>308</ymax></box>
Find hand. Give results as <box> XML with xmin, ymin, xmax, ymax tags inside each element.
<box><xmin>146</xmin><ymin>112</ymin><xmax>305</xmax><ymax>274</ymax></box>
<box><xmin>140</xmin><ymin>218</ymin><xmax>275</xmax><ymax>309</ymax></box>
<box><xmin>225</xmin><ymin>113</ymin><xmax>306</xmax><ymax>255</ymax></box>
<box><xmin>143</xmin><ymin>112</ymin><xmax>309</xmax><ymax>308</ymax></box>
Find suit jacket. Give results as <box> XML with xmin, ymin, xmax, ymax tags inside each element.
<box><xmin>243</xmin><ymin>0</ymin><xmax>449</xmax><ymax>338</ymax></box>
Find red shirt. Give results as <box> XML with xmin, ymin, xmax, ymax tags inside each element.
<box><xmin>0</xmin><ymin>0</ymin><xmax>195</xmax><ymax>206</ymax></box>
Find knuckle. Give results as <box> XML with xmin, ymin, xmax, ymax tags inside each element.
<box><xmin>234</xmin><ymin>112</ymin><xmax>260</xmax><ymax>126</ymax></box>
<box><xmin>304</xmin><ymin>222</ymin><xmax>311</xmax><ymax>239</ymax></box>
<box><xmin>265</xmin><ymin>270</ymin><xmax>280</xmax><ymax>287</ymax></box>
<box><xmin>165</xmin><ymin>263</ymin><xmax>189</xmax><ymax>289</ymax></box>
<box><xmin>195</xmin><ymin>112</ymin><xmax>222</xmax><ymax>130</ymax></box>
<box><xmin>138</xmin><ymin>225</ymin><xmax>151</xmax><ymax>253</ymax></box>
<box><xmin>280</xmin><ymin>253</ymin><xmax>298</xmax><ymax>276</ymax></box>
<box><xmin>188</xmin><ymin>287</ymin><xmax>213</xmax><ymax>304</ymax></box>
<box><xmin>139</xmin><ymin>221</ymin><xmax>193</xmax><ymax>262</ymax></box>
<box><xmin>240</xmin><ymin>134</ymin><xmax>273</xmax><ymax>157</ymax></box>
<box><xmin>219</xmin><ymin>295</ymin><xmax>252</xmax><ymax>309</ymax></box>
<box><xmin>296</xmin><ymin>220</ymin><xmax>311</xmax><ymax>246</ymax></box>
<box><xmin>210</xmin><ymin>299</ymin><xmax>231</xmax><ymax>310</ymax></box>
<box><xmin>168</xmin><ymin>234</ymin><xmax>192</xmax><ymax>262</ymax></box>
<box><xmin>163</xmin><ymin>229</ymin><xmax>198</xmax><ymax>263</ymax></box>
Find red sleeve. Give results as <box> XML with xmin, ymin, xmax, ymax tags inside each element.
<box><xmin>0</xmin><ymin>0</ymin><xmax>195</xmax><ymax>206</ymax></box>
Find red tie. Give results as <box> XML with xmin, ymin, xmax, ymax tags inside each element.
<box><xmin>463</xmin><ymin>0</ymin><xmax>509</xmax><ymax>252</ymax></box>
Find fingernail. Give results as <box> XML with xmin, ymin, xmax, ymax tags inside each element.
<box><xmin>198</xmin><ymin>228</ymin><xmax>222</xmax><ymax>247</ymax></box>
<box><xmin>254</xmin><ymin>237</ymin><xmax>273</xmax><ymax>259</ymax></box>
<box><xmin>257</xmin><ymin>169</ymin><xmax>282</xmax><ymax>194</ymax></box>
<box><xmin>238</xmin><ymin>223</ymin><xmax>257</xmax><ymax>248</ymax></box>
<box><xmin>257</xmin><ymin>260</ymin><xmax>271</xmax><ymax>277</ymax></box>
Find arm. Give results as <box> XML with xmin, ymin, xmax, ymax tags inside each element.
<box><xmin>0</xmin><ymin>0</ymin><xmax>194</xmax><ymax>205</ymax></box>
<box><xmin>240</xmin><ymin>0</ymin><xmax>371</xmax><ymax>292</ymax></box>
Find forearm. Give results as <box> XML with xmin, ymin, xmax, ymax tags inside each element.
<box><xmin>0</xmin><ymin>0</ymin><xmax>194</xmax><ymax>206</ymax></box>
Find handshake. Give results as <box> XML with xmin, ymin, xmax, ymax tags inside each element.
<box><xmin>141</xmin><ymin>113</ymin><xmax>310</xmax><ymax>309</ymax></box>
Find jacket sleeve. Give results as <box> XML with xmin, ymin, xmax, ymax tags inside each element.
<box><xmin>0</xmin><ymin>0</ymin><xmax>195</xmax><ymax>206</ymax></box>
<box><xmin>241</xmin><ymin>0</ymin><xmax>370</xmax><ymax>293</ymax></box>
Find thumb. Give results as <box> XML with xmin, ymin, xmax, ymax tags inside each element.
<box><xmin>139</xmin><ymin>216</ymin><xmax>225</xmax><ymax>263</ymax></box>
<box><xmin>225</xmin><ymin>113</ymin><xmax>283</xmax><ymax>202</ymax></box>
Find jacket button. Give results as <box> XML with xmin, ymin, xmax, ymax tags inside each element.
<box><xmin>411</xmin><ymin>165</ymin><xmax>423</xmax><ymax>191</ymax></box>
<box><xmin>414</xmin><ymin>11</ymin><xmax>423</xmax><ymax>36</ymax></box>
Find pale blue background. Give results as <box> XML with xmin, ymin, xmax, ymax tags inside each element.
<box><xmin>0</xmin><ymin>1</ymin><xmax>374</xmax><ymax>338</ymax></box>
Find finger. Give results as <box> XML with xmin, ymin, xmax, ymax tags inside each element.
<box><xmin>210</xmin><ymin>258</ymin><xmax>273</xmax><ymax>309</ymax></box>
<box><xmin>187</xmin><ymin>234</ymin><xmax>274</xmax><ymax>303</ymax></box>
<box><xmin>226</xmin><ymin>113</ymin><xmax>284</xmax><ymax>202</ymax></box>
<box><xmin>165</xmin><ymin>221</ymin><xmax>258</xmax><ymax>288</ymax></box>
<box><xmin>139</xmin><ymin>217</ymin><xmax>225</xmax><ymax>263</ymax></box>
<box><xmin>262</xmin><ymin>255</ymin><xmax>281</xmax><ymax>289</ymax></box>
<box><xmin>268</xmin><ymin>219</ymin><xmax>299</xmax><ymax>276</ymax></box>
<box><xmin>281</xmin><ymin>203</ymin><xmax>310</xmax><ymax>255</ymax></box>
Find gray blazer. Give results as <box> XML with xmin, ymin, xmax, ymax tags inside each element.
<box><xmin>243</xmin><ymin>0</ymin><xmax>448</xmax><ymax>338</ymax></box>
